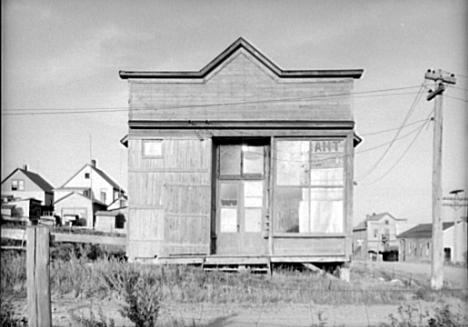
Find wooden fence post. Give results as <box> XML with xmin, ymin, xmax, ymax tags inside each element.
<box><xmin>27</xmin><ymin>226</ymin><xmax>51</xmax><ymax>327</ymax></box>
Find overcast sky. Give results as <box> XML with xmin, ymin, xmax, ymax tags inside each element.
<box><xmin>2</xmin><ymin>0</ymin><xmax>467</xmax><ymax>225</ymax></box>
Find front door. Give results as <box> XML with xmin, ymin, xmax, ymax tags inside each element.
<box><xmin>215</xmin><ymin>140</ymin><xmax>269</xmax><ymax>255</ymax></box>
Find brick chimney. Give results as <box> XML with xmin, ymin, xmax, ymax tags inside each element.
<box><xmin>91</xmin><ymin>159</ymin><xmax>97</xmax><ymax>168</ymax></box>
<box><xmin>23</xmin><ymin>164</ymin><xmax>29</xmax><ymax>171</ymax></box>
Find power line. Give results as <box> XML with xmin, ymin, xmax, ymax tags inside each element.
<box><xmin>359</xmin><ymin>111</ymin><xmax>433</xmax><ymax>185</ymax></box>
<box><xmin>445</xmin><ymin>95</ymin><xmax>468</xmax><ymax>103</ymax></box>
<box><xmin>1</xmin><ymin>85</ymin><xmax>423</xmax><ymax>116</ymax></box>
<box><xmin>356</xmin><ymin>121</ymin><xmax>431</xmax><ymax>155</ymax></box>
<box><xmin>356</xmin><ymin>82</ymin><xmax>427</xmax><ymax>181</ymax></box>
<box><xmin>448</xmin><ymin>85</ymin><xmax>468</xmax><ymax>92</ymax></box>
<box><xmin>360</xmin><ymin>119</ymin><xmax>428</xmax><ymax>136</ymax></box>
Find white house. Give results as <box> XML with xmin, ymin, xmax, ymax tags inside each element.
<box><xmin>443</xmin><ymin>219</ymin><xmax>467</xmax><ymax>263</ymax></box>
<box><xmin>1</xmin><ymin>165</ymin><xmax>54</xmax><ymax>206</ymax></box>
<box><xmin>53</xmin><ymin>159</ymin><xmax>125</xmax><ymax>228</ymax></box>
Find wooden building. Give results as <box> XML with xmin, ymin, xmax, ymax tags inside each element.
<box><xmin>397</xmin><ymin>221</ymin><xmax>467</xmax><ymax>264</ymax></box>
<box><xmin>352</xmin><ymin>212</ymin><xmax>415</xmax><ymax>261</ymax></box>
<box><xmin>119</xmin><ymin>38</ymin><xmax>363</xmax><ymax>273</ymax></box>
<box><xmin>1</xmin><ymin>165</ymin><xmax>54</xmax><ymax>206</ymax></box>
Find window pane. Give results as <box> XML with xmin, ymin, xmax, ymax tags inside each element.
<box><xmin>310</xmin><ymin>154</ymin><xmax>343</xmax><ymax>186</ymax></box>
<box><xmin>220</xmin><ymin>183</ymin><xmax>238</xmax><ymax>207</ymax></box>
<box><xmin>242</xmin><ymin>145</ymin><xmax>264</xmax><ymax>177</ymax></box>
<box><xmin>244</xmin><ymin>181</ymin><xmax>263</xmax><ymax>207</ymax></box>
<box><xmin>12</xmin><ymin>180</ymin><xmax>18</xmax><ymax>191</ymax></box>
<box><xmin>276</xmin><ymin>141</ymin><xmax>309</xmax><ymax>186</ymax></box>
<box><xmin>274</xmin><ymin>187</ymin><xmax>306</xmax><ymax>233</ymax></box>
<box><xmin>220</xmin><ymin>145</ymin><xmax>241</xmax><ymax>177</ymax></box>
<box><xmin>245</xmin><ymin>208</ymin><xmax>262</xmax><ymax>232</ymax></box>
<box><xmin>143</xmin><ymin>140</ymin><xmax>163</xmax><ymax>157</ymax></box>
<box><xmin>309</xmin><ymin>188</ymin><xmax>343</xmax><ymax>233</ymax></box>
<box><xmin>220</xmin><ymin>208</ymin><xmax>238</xmax><ymax>232</ymax></box>
<box><xmin>18</xmin><ymin>180</ymin><xmax>24</xmax><ymax>190</ymax></box>
<box><xmin>310</xmin><ymin>139</ymin><xmax>344</xmax><ymax>186</ymax></box>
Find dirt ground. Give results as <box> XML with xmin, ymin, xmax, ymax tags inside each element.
<box><xmin>9</xmin><ymin>261</ymin><xmax>468</xmax><ymax>326</ymax></box>
<box><xmin>46</xmin><ymin>296</ymin><xmax>467</xmax><ymax>327</ymax></box>
<box><xmin>356</xmin><ymin>260</ymin><xmax>468</xmax><ymax>288</ymax></box>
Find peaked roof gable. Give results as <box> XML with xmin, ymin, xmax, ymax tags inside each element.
<box><xmin>54</xmin><ymin>191</ymin><xmax>107</xmax><ymax>206</ymax></box>
<box><xmin>120</xmin><ymin>37</ymin><xmax>364</xmax><ymax>80</ymax></box>
<box><xmin>1</xmin><ymin>168</ymin><xmax>54</xmax><ymax>192</ymax></box>
<box><xmin>58</xmin><ymin>163</ymin><xmax>123</xmax><ymax>191</ymax></box>
<box><xmin>354</xmin><ymin>212</ymin><xmax>406</xmax><ymax>230</ymax></box>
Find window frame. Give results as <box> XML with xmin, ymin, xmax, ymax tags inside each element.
<box><xmin>217</xmin><ymin>140</ymin><xmax>267</xmax><ymax>181</ymax></box>
<box><xmin>100</xmin><ymin>189</ymin><xmax>107</xmax><ymax>203</ymax></box>
<box><xmin>272</xmin><ymin>137</ymin><xmax>347</xmax><ymax>237</ymax></box>
<box><xmin>11</xmin><ymin>179</ymin><xmax>24</xmax><ymax>191</ymax></box>
<box><xmin>142</xmin><ymin>139</ymin><xmax>164</xmax><ymax>159</ymax></box>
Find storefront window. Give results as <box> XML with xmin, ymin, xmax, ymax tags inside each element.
<box><xmin>274</xmin><ymin>139</ymin><xmax>345</xmax><ymax>234</ymax></box>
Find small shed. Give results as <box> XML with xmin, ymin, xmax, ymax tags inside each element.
<box><xmin>120</xmin><ymin>38</ymin><xmax>363</xmax><ymax>271</ymax></box>
<box><xmin>95</xmin><ymin>209</ymin><xmax>127</xmax><ymax>234</ymax></box>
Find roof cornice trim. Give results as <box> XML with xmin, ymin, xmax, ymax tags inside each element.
<box><xmin>119</xmin><ymin>38</ymin><xmax>364</xmax><ymax>80</ymax></box>
<box><xmin>128</xmin><ymin>120</ymin><xmax>356</xmax><ymax>130</ymax></box>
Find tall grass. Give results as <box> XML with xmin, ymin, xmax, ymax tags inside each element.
<box><xmin>2</xmin><ymin>244</ymin><xmax>466</xmax><ymax>306</ymax></box>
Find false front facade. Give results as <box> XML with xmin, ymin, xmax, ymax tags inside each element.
<box><xmin>120</xmin><ymin>38</ymin><xmax>363</xmax><ymax>270</ymax></box>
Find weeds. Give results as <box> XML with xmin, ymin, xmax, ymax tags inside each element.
<box><xmin>0</xmin><ymin>296</ymin><xmax>27</xmax><ymax>327</ymax></box>
<box><xmin>382</xmin><ymin>302</ymin><xmax>468</xmax><ymax>327</ymax></box>
<box><xmin>119</xmin><ymin>271</ymin><xmax>163</xmax><ymax>327</ymax></box>
<box><xmin>69</xmin><ymin>305</ymin><xmax>116</xmax><ymax>327</ymax></box>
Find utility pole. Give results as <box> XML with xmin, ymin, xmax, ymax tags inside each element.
<box><xmin>425</xmin><ymin>69</ymin><xmax>456</xmax><ymax>290</ymax></box>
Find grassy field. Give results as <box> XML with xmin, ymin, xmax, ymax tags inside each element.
<box><xmin>1</xmin><ymin>243</ymin><xmax>467</xmax><ymax>326</ymax></box>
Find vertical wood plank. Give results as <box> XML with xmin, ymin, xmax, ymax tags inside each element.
<box><xmin>27</xmin><ymin>226</ymin><xmax>51</xmax><ymax>327</ymax></box>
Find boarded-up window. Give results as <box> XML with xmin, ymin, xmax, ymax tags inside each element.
<box><xmin>142</xmin><ymin>139</ymin><xmax>163</xmax><ymax>158</ymax></box>
<box><xmin>274</xmin><ymin>139</ymin><xmax>345</xmax><ymax>234</ymax></box>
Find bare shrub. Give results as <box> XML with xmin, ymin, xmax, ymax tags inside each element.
<box><xmin>118</xmin><ymin>271</ymin><xmax>163</xmax><ymax>327</ymax></box>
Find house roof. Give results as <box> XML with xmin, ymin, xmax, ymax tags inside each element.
<box><xmin>95</xmin><ymin>208</ymin><xmax>127</xmax><ymax>217</ymax></box>
<box><xmin>58</xmin><ymin>163</ymin><xmax>124</xmax><ymax>192</ymax></box>
<box><xmin>353</xmin><ymin>212</ymin><xmax>406</xmax><ymax>231</ymax></box>
<box><xmin>397</xmin><ymin>222</ymin><xmax>455</xmax><ymax>239</ymax></box>
<box><xmin>54</xmin><ymin>191</ymin><xmax>107</xmax><ymax>206</ymax></box>
<box><xmin>1</xmin><ymin>168</ymin><xmax>54</xmax><ymax>192</ymax></box>
<box><xmin>119</xmin><ymin>37</ymin><xmax>364</xmax><ymax>80</ymax></box>
<box><xmin>93</xmin><ymin>166</ymin><xmax>122</xmax><ymax>191</ymax></box>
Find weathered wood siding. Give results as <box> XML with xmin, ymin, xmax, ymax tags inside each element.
<box><xmin>127</xmin><ymin>137</ymin><xmax>211</xmax><ymax>259</ymax></box>
<box><xmin>128</xmin><ymin>49</ymin><xmax>353</xmax><ymax>122</ymax></box>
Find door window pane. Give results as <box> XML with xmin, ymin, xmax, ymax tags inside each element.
<box><xmin>244</xmin><ymin>181</ymin><xmax>263</xmax><ymax>207</ymax></box>
<box><xmin>220</xmin><ymin>145</ymin><xmax>241</xmax><ymax>177</ymax></box>
<box><xmin>276</xmin><ymin>141</ymin><xmax>309</xmax><ymax>185</ymax></box>
<box><xmin>245</xmin><ymin>209</ymin><xmax>262</xmax><ymax>232</ymax></box>
<box><xmin>220</xmin><ymin>183</ymin><xmax>238</xmax><ymax>207</ymax></box>
<box><xmin>242</xmin><ymin>146</ymin><xmax>264</xmax><ymax>177</ymax></box>
<box><xmin>220</xmin><ymin>208</ymin><xmax>238</xmax><ymax>232</ymax></box>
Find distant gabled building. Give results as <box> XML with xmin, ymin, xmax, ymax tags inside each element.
<box><xmin>352</xmin><ymin>212</ymin><xmax>415</xmax><ymax>261</ymax></box>
<box><xmin>54</xmin><ymin>159</ymin><xmax>125</xmax><ymax>206</ymax></box>
<box><xmin>397</xmin><ymin>220</ymin><xmax>468</xmax><ymax>264</ymax></box>
<box><xmin>1</xmin><ymin>165</ymin><xmax>54</xmax><ymax>206</ymax></box>
<box><xmin>53</xmin><ymin>159</ymin><xmax>125</xmax><ymax>228</ymax></box>
<box><xmin>54</xmin><ymin>192</ymin><xmax>107</xmax><ymax>228</ymax></box>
